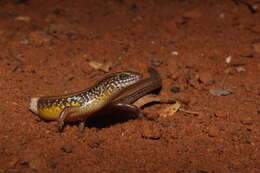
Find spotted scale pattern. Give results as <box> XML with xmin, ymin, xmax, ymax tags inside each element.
<box><xmin>36</xmin><ymin>71</ymin><xmax>142</xmax><ymax>121</ymax></box>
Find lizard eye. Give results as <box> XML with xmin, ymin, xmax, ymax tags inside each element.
<box><xmin>116</xmin><ymin>71</ymin><xmax>142</xmax><ymax>85</ymax></box>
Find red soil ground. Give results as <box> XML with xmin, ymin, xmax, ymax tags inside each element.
<box><xmin>0</xmin><ymin>0</ymin><xmax>259</xmax><ymax>172</ymax></box>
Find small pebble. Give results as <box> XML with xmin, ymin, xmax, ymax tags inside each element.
<box><xmin>240</xmin><ymin>116</ymin><xmax>253</xmax><ymax>125</ymax></box>
<box><xmin>169</xmin><ymin>36</ymin><xmax>179</xmax><ymax>44</ymax></box>
<box><xmin>47</xmin><ymin>23</ymin><xmax>67</xmax><ymax>34</ymax></box>
<box><xmin>67</xmin><ymin>76</ymin><xmax>75</xmax><ymax>81</ymax></box>
<box><xmin>16</xmin><ymin>52</ymin><xmax>24</xmax><ymax>58</ymax></box>
<box><xmin>219</xmin><ymin>13</ymin><xmax>225</xmax><ymax>19</ymax></box>
<box><xmin>236</xmin><ymin>66</ymin><xmax>246</xmax><ymax>72</ymax></box>
<box><xmin>170</xmin><ymin>86</ymin><xmax>181</xmax><ymax>93</ymax></box>
<box><xmin>244</xmin><ymin>140</ymin><xmax>252</xmax><ymax>144</ymax></box>
<box><xmin>66</xmin><ymin>32</ymin><xmax>78</xmax><ymax>40</ymax></box>
<box><xmin>251</xmin><ymin>4</ymin><xmax>258</xmax><ymax>12</ymax></box>
<box><xmin>207</xmin><ymin>126</ymin><xmax>219</xmax><ymax>137</ymax></box>
<box><xmin>49</xmin><ymin>160</ymin><xmax>57</xmax><ymax>169</ymax></box>
<box><xmin>214</xmin><ymin>111</ymin><xmax>226</xmax><ymax>118</ymax></box>
<box><xmin>225</xmin><ymin>56</ymin><xmax>232</xmax><ymax>64</ymax></box>
<box><xmin>171</xmin><ymin>51</ymin><xmax>179</xmax><ymax>56</ymax></box>
<box><xmin>19</xmin><ymin>161</ymin><xmax>29</xmax><ymax>168</ymax></box>
<box><xmin>87</xmin><ymin>135</ymin><xmax>103</xmax><ymax>148</ymax></box>
<box><xmin>151</xmin><ymin>59</ymin><xmax>163</xmax><ymax>66</ymax></box>
<box><xmin>231</xmin><ymin>130</ymin><xmax>241</xmax><ymax>137</ymax></box>
<box><xmin>20</xmin><ymin>37</ymin><xmax>29</xmax><ymax>45</ymax></box>
<box><xmin>61</xmin><ymin>145</ymin><xmax>73</xmax><ymax>153</ymax></box>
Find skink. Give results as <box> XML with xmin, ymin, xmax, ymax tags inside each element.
<box><xmin>29</xmin><ymin>67</ymin><xmax>162</xmax><ymax>131</ymax></box>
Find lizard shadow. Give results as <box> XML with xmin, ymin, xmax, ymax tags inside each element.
<box><xmin>84</xmin><ymin>108</ymin><xmax>140</xmax><ymax>129</ymax></box>
<box><xmin>83</xmin><ymin>90</ymin><xmax>162</xmax><ymax>129</ymax></box>
<box><xmin>68</xmin><ymin>89</ymin><xmax>162</xmax><ymax>129</ymax></box>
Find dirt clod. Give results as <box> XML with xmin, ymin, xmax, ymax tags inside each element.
<box><xmin>141</xmin><ymin>122</ymin><xmax>161</xmax><ymax>140</ymax></box>
<box><xmin>199</xmin><ymin>72</ymin><xmax>214</xmax><ymax>85</ymax></box>
<box><xmin>207</xmin><ymin>126</ymin><xmax>219</xmax><ymax>137</ymax></box>
<box><xmin>240</xmin><ymin>116</ymin><xmax>253</xmax><ymax>125</ymax></box>
<box><xmin>214</xmin><ymin>111</ymin><xmax>226</xmax><ymax>118</ymax></box>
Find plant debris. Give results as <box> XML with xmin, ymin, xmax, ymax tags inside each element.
<box><xmin>209</xmin><ymin>88</ymin><xmax>234</xmax><ymax>96</ymax></box>
<box><xmin>15</xmin><ymin>16</ymin><xmax>31</xmax><ymax>22</ymax></box>
<box><xmin>225</xmin><ymin>56</ymin><xmax>232</xmax><ymax>64</ymax></box>
<box><xmin>159</xmin><ymin>102</ymin><xmax>181</xmax><ymax>117</ymax></box>
<box><xmin>236</xmin><ymin>66</ymin><xmax>246</xmax><ymax>72</ymax></box>
<box><xmin>88</xmin><ymin>61</ymin><xmax>112</xmax><ymax>72</ymax></box>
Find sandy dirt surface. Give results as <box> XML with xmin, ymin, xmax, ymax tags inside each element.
<box><xmin>0</xmin><ymin>0</ymin><xmax>259</xmax><ymax>172</ymax></box>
